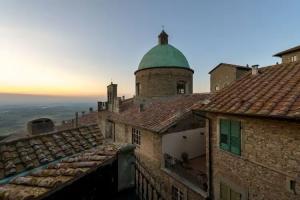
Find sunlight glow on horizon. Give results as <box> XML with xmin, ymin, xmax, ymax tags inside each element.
<box><xmin>0</xmin><ymin>25</ymin><xmax>107</xmax><ymax>96</ymax></box>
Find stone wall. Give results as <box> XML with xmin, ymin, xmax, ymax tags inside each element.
<box><xmin>210</xmin><ymin>65</ymin><xmax>236</xmax><ymax>92</ymax></box>
<box><xmin>113</xmin><ymin>122</ymin><xmax>207</xmax><ymax>199</ymax></box>
<box><xmin>207</xmin><ymin>113</ymin><xmax>300</xmax><ymax>200</ymax></box>
<box><xmin>210</xmin><ymin>64</ymin><xmax>250</xmax><ymax>92</ymax></box>
<box><xmin>135</xmin><ymin>68</ymin><xmax>193</xmax><ymax>99</ymax></box>
<box><xmin>281</xmin><ymin>52</ymin><xmax>300</xmax><ymax>63</ymax></box>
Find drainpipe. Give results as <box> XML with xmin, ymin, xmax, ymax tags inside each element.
<box><xmin>194</xmin><ymin>111</ymin><xmax>213</xmax><ymax>200</ymax></box>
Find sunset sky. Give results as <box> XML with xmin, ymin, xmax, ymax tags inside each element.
<box><xmin>1</xmin><ymin>0</ymin><xmax>300</xmax><ymax>100</ymax></box>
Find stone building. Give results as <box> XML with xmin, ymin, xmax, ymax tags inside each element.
<box><xmin>194</xmin><ymin>61</ymin><xmax>300</xmax><ymax>200</ymax></box>
<box><xmin>135</xmin><ymin>30</ymin><xmax>194</xmax><ymax>101</ymax></box>
<box><xmin>98</xmin><ymin>93</ymin><xmax>210</xmax><ymax>200</ymax></box>
<box><xmin>274</xmin><ymin>44</ymin><xmax>300</xmax><ymax>63</ymax></box>
<box><xmin>209</xmin><ymin>63</ymin><xmax>250</xmax><ymax>92</ymax></box>
<box><xmin>98</xmin><ymin>31</ymin><xmax>212</xmax><ymax>200</ymax></box>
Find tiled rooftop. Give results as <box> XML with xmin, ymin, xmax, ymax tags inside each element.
<box><xmin>0</xmin><ymin>124</ymin><xmax>103</xmax><ymax>179</ymax></box>
<box><xmin>56</xmin><ymin>112</ymin><xmax>98</xmax><ymax>131</ymax></box>
<box><xmin>0</xmin><ymin>143</ymin><xmax>121</xmax><ymax>200</ymax></box>
<box><xmin>273</xmin><ymin>45</ymin><xmax>300</xmax><ymax>57</ymax></box>
<box><xmin>105</xmin><ymin>94</ymin><xmax>211</xmax><ymax>133</ymax></box>
<box><xmin>195</xmin><ymin>62</ymin><xmax>300</xmax><ymax>120</ymax></box>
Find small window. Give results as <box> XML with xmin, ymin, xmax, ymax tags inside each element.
<box><xmin>136</xmin><ymin>83</ymin><xmax>141</xmax><ymax>96</ymax></box>
<box><xmin>177</xmin><ymin>81</ymin><xmax>186</xmax><ymax>94</ymax></box>
<box><xmin>288</xmin><ymin>180</ymin><xmax>296</xmax><ymax>193</ymax></box>
<box><xmin>171</xmin><ymin>186</ymin><xmax>184</xmax><ymax>200</ymax></box>
<box><xmin>215</xmin><ymin>85</ymin><xmax>220</xmax><ymax>91</ymax></box>
<box><xmin>132</xmin><ymin>128</ymin><xmax>141</xmax><ymax>146</ymax></box>
<box><xmin>220</xmin><ymin>182</ymin><xmax>242</xmax><ymax>200</ymax></box>
<box><xmin>220</xmin><ymin>119</ymin><xmax>241</xmax><ymax>155</ymax></box>
<box><xmin>291</xmin><ymin>55</ymin><xmax>297</xmax><ymax>62</ymax></box>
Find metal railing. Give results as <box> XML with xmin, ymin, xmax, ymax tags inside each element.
<box><xmin>164</xmin><ymin>153</ymin><xmax>208</xmax><ymax>192</ymax></box>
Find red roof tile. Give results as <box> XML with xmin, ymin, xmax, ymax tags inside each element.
<box><xmin>0</xmin><ymin>143</ymin><xmax>123</xmax><ymax>200</ymax></box>
<box><xmin>0</xmin><ymin>124</ymin><xmax>103</xmax><ymax>179</ymax></box>
<box><xmin>194</xmin><ymin>62</ymin><xmax>300</xmax><ymax>120</ymax></box>
<box><xmin>105</xmin><ymin>94</ymin><xmax>211</xmax><ymax>133</ymax></box>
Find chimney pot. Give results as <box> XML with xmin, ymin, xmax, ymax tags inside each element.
<box><xmin>251</xmin><ymin>65</ymin><xmax>259</xmax><ymax>75</ymax></box>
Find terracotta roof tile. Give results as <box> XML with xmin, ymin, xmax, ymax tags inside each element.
<box><xmin>0</xmin><ymin>141</ymin><xmax>126</xmax><ymax>200</ymax></box>
<box><xmin>195</xmin><ymin>62</ymin><xmax>300</xmax><ymax>120</ymax></box>
<box><xmin>0</xmin><ymin>124</ymin><xmax>103</xmax><ymax>180</ymax></box>
<box><xmin>105</xmin><ymin>94</ymin><xmax>211</xmax><ymax>133</ymax></box>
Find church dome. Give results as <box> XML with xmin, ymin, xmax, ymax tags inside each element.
<box><xmin>138</xmin><ymin>31</ymin><xmax>190</xmax><ymax>70</ymax></box>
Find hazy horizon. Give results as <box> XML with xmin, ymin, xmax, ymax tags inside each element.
<box><xmin>0</xmin><ymin>92</ymin><xmax>106</xmax><ymax>106</ymax></box>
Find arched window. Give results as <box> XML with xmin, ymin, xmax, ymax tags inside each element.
<box><xmin>177</xmin><ymin>81</ymin><xmax>186</xmax><ymax>94</ymax></box>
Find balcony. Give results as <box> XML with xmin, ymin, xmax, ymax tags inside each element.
<box><xmin>164</xmin><ymin>153</ymin><xmax>208</xmax><ymax>192</ymax></box>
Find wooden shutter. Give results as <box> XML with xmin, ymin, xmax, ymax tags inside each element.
<box><xmin>230</xmin><ymin>121</ymin><xmax>241</xmax><ymax>155</ymax></box>
<box><xmin>220</xmin><ymin>119</ymin><xmax>230</xmax><ymax>150</ymax></box>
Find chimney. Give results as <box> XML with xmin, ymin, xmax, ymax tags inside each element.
<box><xmin>122</xmin><ymin>96</ymin><xmax>125</xmax><ymax>101</ymax></box>
<box><xmin>114</xmin><ymin>97</ymin><xmax>122</xmax><ymax>113</ymax></box>
<box><xmin>75</xmin><ymin>112</ymin><xmax>79</xmax><ymax>128</ymax></box>
<box><xmin>89</xmin><ymin>107</ymin><xmax>93</xmax><ymax>113</ymax></box>
<box><xmin>251</xmin><ymin>65</ymin><xmax>259</xmax><ymax>75</ymax></box>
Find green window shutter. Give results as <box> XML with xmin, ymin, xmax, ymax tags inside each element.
<box><xmin>220</xmin><ymin>119</ymin><xmax>230</xmax><ymax>151</ymax></box>
<box><xmin>230</xmin><ymin>121</ymin><xmax>241</xmax><ymax>155</ymax></box>
<box><xmin>231</xmin><ymin>190</ymin><xmax>242</xmax><ymax>200</ymax></box>
<box><xmin>220</xmin><ymin>182</ymin><xmax>230</xmax><ymax>200</ymax></box>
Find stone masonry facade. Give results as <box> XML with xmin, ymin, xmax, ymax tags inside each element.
<box><xmin>210</xmin><ymin>64</ymin><xmax>249</xmax><ymax>92</ymax></box>
<box><xmin>207</xmin><ymin>113</ymin><xmax>300</xmax><ymax>200</ymax></box>
<box><xmin>135</xmin><ymin>68</ymin><xmax>193</xmax><ymax>99</ymax></box>
<box><xmin>98</xmin><ymin>111</ymin><xmax>207</xmax><ymax>200</ymax></box>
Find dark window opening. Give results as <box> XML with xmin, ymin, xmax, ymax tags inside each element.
<box><xmin>132</xmin><ymin>128</ymin><xmax>141</xmax><ymax>146</ymax></box>
<box><xmin>171</xmin><ymin>186</ymin><xmax>183</xmax><ymax>200</ymax></box>
<box><xmin>177</xmin><ymin>81</ymin><xmax>186</xmax><ymax>94</ymax></box>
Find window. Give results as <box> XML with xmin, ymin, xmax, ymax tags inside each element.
<box><xmin>136</xmin><ymin>83</ymin><xmax>141</xmax><ymax>96</ymax></box>
<box><xmin>171</xmin><ymin>186</ymin><xmax>183</xmax><ymax>200</ymax></box>
<box><xmin>215</xmin><ymin>85</ymin><xmax>220</xmax><ymax>91</ymax></box>
<box><xmin>220</xmin><ymin>182</ymin><xmax>241</xmax><ymax>200</ymax></box>
<box><xmin>177</xmin><ymin>81</ymin><xmax>186</xmax><ymax>94</ymax></box>
<box><xmin>291</xmin><ymin>55</ymin><xmax>297</xmax><ymax>62</ymax></box>
<box><xmin>132</xmin><ymin>128</ymin><xmax>141</xmax><ymax>146</ymax></box>
<box><xmin>288</xmin><ymin>180</ymin><xmax>296</xmax><ymax>193</ymax></box>
<box><xmin>220</xmin><ymin>119</ymin><xmax>241</xmax><ymax>155</ymax></box>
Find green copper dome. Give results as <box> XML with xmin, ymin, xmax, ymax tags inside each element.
<box><xmin>138</xmin><ymin>31</ymin><xmax>190</xmax><ymax>70</ymax></box>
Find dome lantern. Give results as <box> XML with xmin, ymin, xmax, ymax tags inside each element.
<box><xmin>158</xmin><ymin>30</ymin><xmax>168</xmax><ymax>45</ymax></box>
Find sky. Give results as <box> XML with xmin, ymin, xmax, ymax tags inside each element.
<box><xmin>0</xmin><ymin>0</ymin><xmax>300</xmax><ymax>102</ymax></box>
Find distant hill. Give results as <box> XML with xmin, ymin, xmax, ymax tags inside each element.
<box><xmin>0</xmin><ymin>102</ymin><xmax>97</xmax><ymax>136</ymax></box>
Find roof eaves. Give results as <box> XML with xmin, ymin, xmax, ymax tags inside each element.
<box><xmin>208</xmin><ymin>63</ymin><xmax>248</xmax><ymax>74</ymax></box>
<box><xmin>273</xmin><ymin>45</ymin><xmax>300</xmax><ymax>57</ymax></box>
<box><xmin>193</xmin><ymin>109</ymin><xmax>300</xmax><ymax>122</ymax></box>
